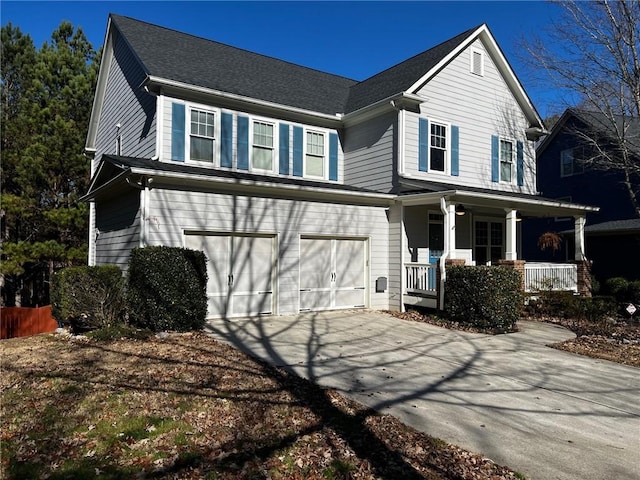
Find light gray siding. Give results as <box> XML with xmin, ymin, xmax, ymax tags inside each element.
<box><xmin>387</xmin><ymin>202</ymin><xmax>402</xmax><ymax>311</ymax></box>
<box><xmin>145</xmin><ymin>185</ymin><xmax>390</xmax><ymax>314</ymax></box>
<box><xmin>404</xmin><ymin>39</ymin><xmax>537</xmax><ymax>194</ymax></box>
<box><xmin>95</xmin><ymin>29</ymin><xmax>156</xmax><ymax>165</ymax></box>
<box><xmin>343</xmin><ymin>112</ymin><xmax>396</xmax><ymax>193</ymax></box>
<box><xmin>95</xmin><ymin>189</ymin><xmax>141</xmax><ymax>270</ymax></box>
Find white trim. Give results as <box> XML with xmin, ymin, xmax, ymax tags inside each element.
<box><xmin>499</xmin><ymin>137</ymin><xmax>515</xmax><ymax>184</ymax></box>
<box><xmin>428</xmin><ymin>118</ymin><xmax>451</xmax><ymax>175</ymax></box>
<box><xmin>186</xmin><ymin>104</ymin><xmax>217</xmax><ymax>164</ymax></box>
<box><xmin>88</xmin><ymin>202</ymin><xmax>96</xmax><ymax>266</ymax></box>
<box><xmin>155</xmin><ymin>94</ymin><xmax>164</xmax><ymax>160</ymax></box>
<box><xmin>250</xmin><ymin>118</ymin><xmax>277</xmax><ymax>174</ymax></box>
<box><xmin>303</xmin><ymin>129</ymin><xmax>327</xmax><ymax>180</ymax></box>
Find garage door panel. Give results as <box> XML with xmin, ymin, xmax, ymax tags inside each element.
<box><xmin>335</xmin><ymin>239</ymin><xmax>365</xmax><ymax>289</ymax></box>
<box><xmin>232</xmin><ymin>292</ymin><xmax>273</xmax><ymax>316</ymax></box>
<box><xmin>334</xmin><ymin>288</ymin><xmax>366</xmax><ymax>308</ymax></box>
<box><xmin>300</xmin><ymin>289</ymin><xmax>331</xmax><ymax>311</ymax></box>
<box><xmin>300</xmin><ymin>238</ymin><xmax>332</xmax><ymax>290</ymax></box>
<box><xmin>232</xmin><ymin>236</ymin><xmax>273</xmax><ymax>293</ymax></box>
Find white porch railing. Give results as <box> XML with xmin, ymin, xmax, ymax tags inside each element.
<box><xmin>405</xmin><ymin>263</ymin><xmax>438</xmax><ymax>294</ymax></box>
<box><xmin>524</xmin><ymin>262</ymin><xmax>578</xmax><ymax>293</ymax></box>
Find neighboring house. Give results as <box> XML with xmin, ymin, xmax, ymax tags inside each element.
<box><xmin>525</xmin><ymin>109</ymin><xmax>640</xmax><ymax>282</ymax></box>
<box><xmin>83</xmin><ymin>14</ymin><xmax>597</xmax><ymax>318</ymax></box>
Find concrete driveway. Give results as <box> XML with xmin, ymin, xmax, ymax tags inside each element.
<box><xmin>205</xmin><ymin>310</ymin><xmax>640</xmax><ymax>480</ymax></box>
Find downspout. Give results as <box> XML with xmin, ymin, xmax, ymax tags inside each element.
<box><xmin>439</xmin><ymin>196</ymin><xmax>450</xmax><ymax>310</ymax></box>
<box><xmin>390</xmin><ymin>100</ymin><xmax>405</xmax><ymax>177</ymax></box>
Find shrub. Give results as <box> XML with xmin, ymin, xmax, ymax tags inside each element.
<box><xmin>603</xmin><ymin>277</ymin><xmax>629</xmax><ymax>302</ymax></box>
<box><xmin>87</xmin><ymin>324</ymin><xmax>154</xmax><ymax>342</ymax></box>
<box><xmin>127</xmin><ymin>246</ymin><xmax>208</xmax><ymax>332</ymax></box>
<box><xmin>51</xmin><ymin>265</ymin><xmax>126</xmax><ymax>333</ymax></box>
<box><xmin>444</xmin><ymin>265</ymin><xmax>523</xmax><ymax>333</ymax></box>
<box><xmin>529</xmin><ymin>290</ymin><xmax>581</xmax><ymax>318</ymax></box>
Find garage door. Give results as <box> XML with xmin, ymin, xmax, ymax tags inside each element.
<box><xmin>185</xmin><ymin>233</ymin><xmax>274</xmax><ymax>318</ymax></box>
<box><xmin>299</xmin><ymin>237</ymin><xmax>367</xmax><ymax>311</ymax></box>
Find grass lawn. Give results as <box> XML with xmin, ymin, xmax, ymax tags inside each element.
<box><xmin>1</xmin><ymin>331</ymin><xmax>524</xmax><ymax>480</ymax></box>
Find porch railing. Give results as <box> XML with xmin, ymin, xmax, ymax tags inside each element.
<box><xmin>405</xmin><ymin>263</ymin><xmax>438</xmax><ymax>294</ymax></box>
<box><xmin>524</xmin><ymin>262</ymin><xmax>578</xmax><ymax>293</ymax></box>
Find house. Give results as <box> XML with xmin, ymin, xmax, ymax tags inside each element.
<box><xmin>524</xmin><ymin>109</ymin><xmax>640</xmax><ymax>282</ymax></box>
<box><xmin>83</xmin><ymin>14</ymin><xmax>598</xmax><ymax>318</ymax></box>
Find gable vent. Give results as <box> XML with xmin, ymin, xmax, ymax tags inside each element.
<box><xmin>471</xmin><ymin>49</ymin><xmax>484</xmax><ymax>76</ymax></box>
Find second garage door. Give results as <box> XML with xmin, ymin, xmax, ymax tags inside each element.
<box><xmin>299</xmin><ymin>237</ymin><xmax>367</xmax><ymax>311</ymax></box>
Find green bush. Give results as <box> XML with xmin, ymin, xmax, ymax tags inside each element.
<box><xmin>127</xmin><ymin>246</ymin><xmax>208</xmax><ymax>332</ymax></box>
<box><xmin>603</xmin><ymin>277</ymin><xmax>629</xmax><ymax>302</ymax></box>
<box><xmin>51</xmin><ymin>265</ymin><xmax>126</xmax><ymax>333</ymax></box>
<box><xmin>87</xmin><ymin>324</ymin><xmax>154</xmax><ymax>342</ymax></box>
<box><xmin>528</xmin><ymin>290</ymin><xmax>581</xmax><ymax>318</ymax></box>
<box><xmin>444</xmin><ymin>265</ymin><xmax>523</xmax><ymax>333</ymax></box>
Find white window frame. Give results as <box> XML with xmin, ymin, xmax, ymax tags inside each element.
<box><xmin>470</xmin><ymin>47</ymin><xmax>484</xmax><ymax>76</ymax></box>
<box><xmin>499</xmin><ymin>137</ymin><xmax>514</xmax><ymax>184</ymax></box>
<box><xmin>187</xmin><ymin>104</ymin><xmax>217</xmax><ymax>164</ymax></box>
<box><xmin>429</xmin><ymin>120</ymin><xmax>449</xmax><ymax>174</ymax></box>
<box><xmin>304</xmin><ymin>129</ymin><xmax>327</xmax><ymax>180</ymax></box>
<box><xmin>560</xmin><ymin>147</ymin><xmax>585</xmax><ymax>177</ymax></box>
<box><xmin>250</xmin><ymin>118</ymin><xmax>276</xmax><ymax>173</ymax></box>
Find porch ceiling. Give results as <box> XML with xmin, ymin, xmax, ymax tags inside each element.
<box><xmin>398</xmin><ymin>189</ymin><xmax>599</xmax><ymax>218</ymax></box>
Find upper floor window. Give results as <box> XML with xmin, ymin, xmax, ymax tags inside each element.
<box><xmin>500</xmin><ymin>139</ymin><xmax>513</xmax><ymax>182</ymax></box>
<box><xmin>560</xmin><ymin>148</ymin><xmax>584</xmax><ymax>177</ymax></box>
<box><xmin>190</xmin><ymin>108</ymin><xmax>215</xmax><ymax>162</ymax></box>
<box><xmin>430</xmin><ymin>123</ymin><xmax>447</xmax><ymax>172</ymax></box>
<box><xmin>306</xmin><ymin>131</ymin><xmax>325</xmax><ymax>177</ymax></box>
<box><xmin>252</xmin><ymin>121</ymin><xmax>274</xmax><ymax>171</ymax></box>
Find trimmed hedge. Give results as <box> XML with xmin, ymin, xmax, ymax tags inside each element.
<box><xmin>445</xmin><ymin>265</ymin><xmax>523</xmax><ymax>332</ymax></box>
<box><xmin>51</xmin><ymin>265</ymin><xmax>126</xmax><ymax>333</ymax></box>
<box><xmin>127</xmin><ymin>246</ymin><xmax>208</xmax><ymax>332</ymax></box>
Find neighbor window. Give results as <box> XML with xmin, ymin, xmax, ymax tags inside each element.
<box><xmin>190</xmin><ymin>109</ymin><xmax>215</xmax><ymax>162</ymax></box>
<box><xmin>252</xmin><ymin>121</ymin><xmax>274</xmax><ymax>170</ymax></box>
<box><xmin>306</xmin><ymin>131</ymin><xmax>325</xmax><ymax>177</ymax></box>
<box><xmin>560</xmin><ymin>148</ymin><xmax>585</xmax><ymax>177</ymax></box>
<box><xmin>500</xmin><ymin>139</ymin><xmax>513</xmax><ymax>182</ymax></box>
<box><xmin>430</xmin><ymin>123</ymin><xmax>447</xmax><ymax>172</ymax></box>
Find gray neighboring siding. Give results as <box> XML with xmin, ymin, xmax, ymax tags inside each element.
<box><xmin>405</xmin><ymin>39</ymin><xmax>536</xmax><ymax>194</ymax></box>
<box><xmin>95</xmin><ymin>29</ymin><xmax>156</xmax><ymax>163</ymax></box>
<box><xmin>343</xmin><ymin>112</ymin><xmax>396</xmax><ymax>193</ymax></box>
<box><xmin>146</xmin><ymin>185</ymin><xmax>390</xmax><ymax>314</ymax></box>
<box><xmin>95</xmin><ymin>189</ymin><xmax>141</xmax><ymax>270</ymax></box>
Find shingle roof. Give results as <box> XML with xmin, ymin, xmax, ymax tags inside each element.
<box><xmin>110</xmin><ymin>14</ymin><xmax>480</xmax><ymax>116</ymax></box>
<box><xmin>344</xmin><ymin>26</ymin><xmax>481</xmax><ymax>113</ymax></box>
<box><xmin>570</xmin><ymin>109</ymin><xmax>640</xmax><ymax>156</ymax></box>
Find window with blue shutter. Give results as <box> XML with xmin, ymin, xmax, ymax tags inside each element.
<box><xmin>451</xmin><ymin>125</ymin><xmax>459</xmax><ymax>176</ymax></box>
<box><xmin>516</xmin><ymin>141</ymin><xmax>524</xmax><ymax>186</ymax></box>
<box><xmin>329</xmin><ymin>132</ymin><xmax>338</xmax><ymax>181</ymax></box>
<box><xmin>491</xmin><ymin>135</ymin><xmax>499</xmax><ymax>182</ymax></box>
<box><xmin>293</xmin><ymin>126</ymin><xmax>303</xmax><ymax>177</ymax></box>
<box><xmin>279</xmin><ymin>123</ymin><xmax>290</xmax><ymax>175</ymax></box>
<box><xmin>171</xmin><ymin>103</ymin><xmax>185</xmax><ymax>162</ymax></box>
<box><xmin>419</xmin><ymin>118</ymin><xmax>429</xmax><ymax>172</ymax></box>
<box><xmin>221</xmin><ymin>112</ymin><xmax>233</xmax><ymax>168</ymax></box>
<box><xmin>237</xmin><ymin>116</ymin><xmax>249</xmax><ymax>170</ymax></box>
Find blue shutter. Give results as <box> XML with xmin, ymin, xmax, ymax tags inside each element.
<box><xmin>516</xmin><ymin>140</ymin><xmax>524</xmax><ymax>186</ymax></box>
<box><xmin>491</xmin><ymin>135</ymin><xmax>499</xmax><ymax>182</ymax></box>
<box><xmin>171</xmin><ymin>103</ymin><xmax>185</xmax><ymax>162</ymax></box>
<box><xmin>237</xmin><ymin>116</ymin><xmax>249</xmax><ymax>170</ymax></box>
<box><xmin>221</xmin><ymin>112</ymin><xmax>233</xmax><ymax>168</ymax></box>
<box><xmin>419</xmin><ymin>118</ymin><xmax>429</xmax><ymax>172</ymax></box>
<box><xmin>451</xmin><ymin>125</ymin><xmax>459</xmax><ymax>176</ymax></box>
<box><xmin>279</xmin><ymin>123</ymin><xmax>290</xmax><ymax>175</ymax></box>
<box><xmin>329</xmin><ymin>132</ymin><xmax>338</xmax><ymax>181</ymax></box>
<box><xmin>293</xmin><ymin>126</ymin><xmax>303</xmax><ymax>177</ymax></box>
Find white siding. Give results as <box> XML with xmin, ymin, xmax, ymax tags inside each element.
<box><xmin>405</xmin><ymin>39</ymin><xmax>537</xmax><ymax>194</ymax></box>
<box><xmin>95</xmin><ymin>189</ymin><xmax>141</xmax><ymax>270</ymax></box>
<box><xmin>343</xmin><ymin>112</ymin><xmax>396</xmax><ymax>192</ymax></box>
<box><xmin>146</xmin><ymin>186</ymin><xmax>390</xmax><ymax>314</ymax></box>
<box><xmin>95</xmin><ymin>30</ymin><xmax>156</xmax><ymax>163</ymax></box>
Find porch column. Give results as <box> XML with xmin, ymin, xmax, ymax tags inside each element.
<box><xmin>505</xmin><ymin>209</ymin><xmax>518</xmax><ymax>260</ymax></box>
<box><xmin>574</xmin><ymin>215</ymin><xmax>586</xmax><ymax>260</ymax></box>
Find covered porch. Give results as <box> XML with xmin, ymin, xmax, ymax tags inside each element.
<box><xmin>398</xmin><ymin>190</ymin><xmax>598</xmax><ymax>310</ymax></box>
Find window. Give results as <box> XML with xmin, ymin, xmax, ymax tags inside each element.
<box><xmin>560</xmin><ymin>148</ymin><xmax>585</xmax><ymax>177</ymax></box>
<box><xmin>474</xmin><ymin>221</ymin><xmax>503</xmax><ymax>265</ymax></box>
<box><xmin>190</xmin><ymin>109</ymin><xmax>215</xmax><ymax>162</ymax></box>
<box><xmin>500</xmin><ymin>139</ymin><xmax>513</xmax><ymax>182</ymax></box>
<box><xmin>252</xmin><ymin>121</ymin><xmax>274</xmax><ymax>170</ymax></box>
<box><xmin>470</xmin><ymin>48</ymin><xmax>484</xmax><ymax>76</ymax></box>
<box><xmin>430</xmin><ymin>123</ymin><xmax>447</xmax><ymax>172</ymax></box>
<box><xmin>306</xmin><ymin>131</ymin><xmax>325</xmax><ymax>177</ymax></box>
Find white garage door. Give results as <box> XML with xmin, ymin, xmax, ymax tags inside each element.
<box><xmin>299</xmin><ymin>237</ymin><xmax>367</xmax><ymax>311</ymax></box>
<box><xmin>185</xmin><ymin>233</ymin><xmax>274</xmax><ymax>318</ymax></box>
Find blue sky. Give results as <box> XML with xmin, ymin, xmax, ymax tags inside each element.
<box><xmin>1</xmin><ymin>1</ymin><xmax>566</xmax><ymax>117</ymax></box>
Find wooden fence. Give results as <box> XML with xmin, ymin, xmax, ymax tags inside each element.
<box><xmin>1</xmin><ymin>305</ymin><xmax>58</xmax><ymax>339</ymax></box>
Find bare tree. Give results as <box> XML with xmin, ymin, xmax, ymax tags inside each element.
<box><xmin>523</xmin><ymin>0</ymin><xmax>640</xmax><ymax>217</ymax></box>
